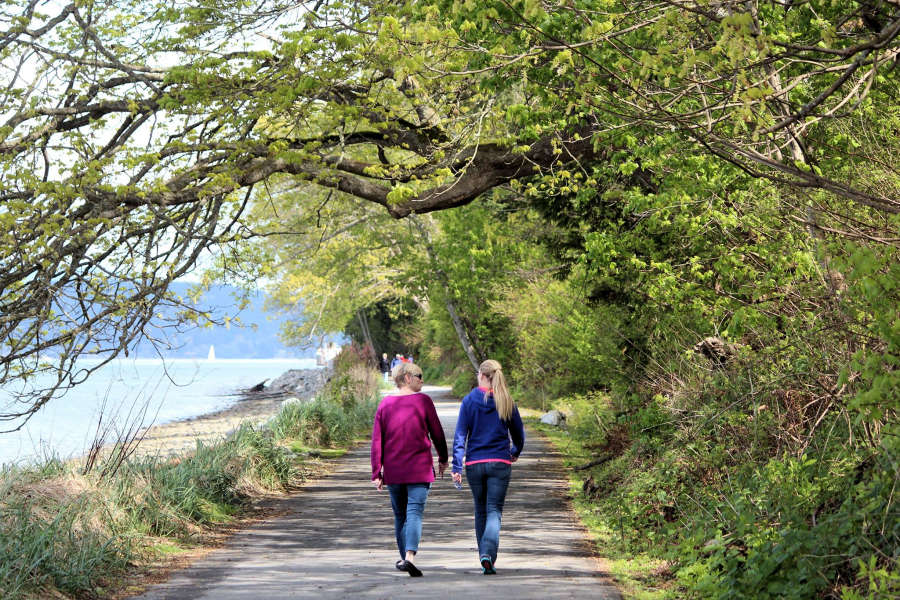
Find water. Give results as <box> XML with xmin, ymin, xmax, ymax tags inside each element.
<box><xmin>0</xmin><ymin>358</ymin><xmax>319</xmax><ymax>467</ymax></box>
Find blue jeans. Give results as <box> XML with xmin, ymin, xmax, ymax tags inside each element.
<box><xmin>387</xmin><ymin>483</ymin><xmax>431</xmax><ymax>558</ymax></box>
<box><xmin>465</xmin><ymin>461</ymin><xmax>512</xmax><ymax>564</ymax></box>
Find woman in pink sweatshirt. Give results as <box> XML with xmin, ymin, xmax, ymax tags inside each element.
<box><xmin>371</xmin><ymin>361</ymin><xmax>448</xmax><ymax>577</ymax></box>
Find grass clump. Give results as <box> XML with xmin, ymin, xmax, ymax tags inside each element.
<box><xmin>0</xmin><ymin>487</ymin><xmax>129</xmax><ymax>599</ymax></box>
<box><xmin>269</xmin><ymin>348</ymin><xmax>378</xmax><ymax>449</ymax></box>
<box><xmin>270</xmin><ymin>395</ymin><xmax>376</xmax><ymax>448</ymax></box>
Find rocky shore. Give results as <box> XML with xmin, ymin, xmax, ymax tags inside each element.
<box><xmin>267</xmin><ymin>367</ymin><xmax>331</xmax><ymax>398</ymax></box>
<box><xmin>133</xmin><ymin>367</ymin><xmax>331</xmax><ymax>458</ymax></box>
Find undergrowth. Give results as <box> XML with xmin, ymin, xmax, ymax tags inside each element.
<box><xmin>531</xmin><ymin>371</ymin><xmax>899</xmax><ymax>600</ymax></box>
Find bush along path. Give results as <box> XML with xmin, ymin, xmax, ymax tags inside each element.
<box><xmin>132</xmin><ymin>386</ymin><xmax>620</xmax><ymax>599</ymax></box>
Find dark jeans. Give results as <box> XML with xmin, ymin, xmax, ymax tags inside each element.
<box><xmin>465</xmin><ymin>461</ymin><xmax>512</xmax><ymax>564</ymax></box>
<box><xmin>387</xmin><ymin>483</ymin><xmax>431</xmax><ymax>558</ymax></box>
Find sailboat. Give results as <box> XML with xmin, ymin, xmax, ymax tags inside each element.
<box><xmin>207</xmin><ymin>345</ymin><xmax>216</xmax><ymax>361</ymax></box>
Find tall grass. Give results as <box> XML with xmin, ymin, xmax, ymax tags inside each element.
<box><xmin>269</xmin><ymin>395</ymin><xmax>377</xmax><ymax>447</ymax></box>
<box><xmin>0</xmin><ymin>352</ymin><xmax>379</xmax><ymax>599</ymax></box>
<box><xmin>100</xmin><ymin>424</ymin><xmax>300</xmax><ymax>542</ymax></box>
<box><xmin>0</xmin><ymin>485</ymin><xmax>129</xmax><ymax>598</ymax></box>
<box><xmin>269</xmin><ymin>353</ymin><xmax>378</xmax><ymax>447</ymax></box>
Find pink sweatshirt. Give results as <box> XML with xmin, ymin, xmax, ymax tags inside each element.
<box><xmin>371</xmin><ymin>392</ymin><xmax>448</xmax><ymax>484</ymax></box>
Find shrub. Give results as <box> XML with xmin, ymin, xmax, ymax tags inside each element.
<box><xmin>270</xmin><ymin>348</ymin><xmax>379</xmax><ymax>448</ymax></box>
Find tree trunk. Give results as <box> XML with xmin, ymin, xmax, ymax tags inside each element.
<box><xmin>459</xmin><ymin>312</ymin><xmax>485</xmax><ymax>362</ymax></box>
<box><xmin>445</xmin><ymin>296</ymin><xmax>482</xmax><ymax>372</ymax></box>
<box><xmin>356</xmin><ymin>309</ymin><xmax>376</xmax><ymax>364</ymax></box>
<box><xmin>410</xmin><ymin>216</ymin><xmax>483</xmax><ymax>371</ymax></box>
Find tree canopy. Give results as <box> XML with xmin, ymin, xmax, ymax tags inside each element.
<box><xmin>2</xmin><ymin>0</ymin><xmax>898</xmax><ymax>422</ymax></box>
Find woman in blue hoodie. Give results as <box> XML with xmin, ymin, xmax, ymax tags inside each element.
<box><xmin>451</xmin><ymin>359</ymin><xmax>525</xmax><ymax>575</ymax></box>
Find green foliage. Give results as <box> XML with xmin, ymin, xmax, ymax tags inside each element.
<box><xmin>405</xmin><ymin>121</ymin><xmax>898</xmax><ymax>600</ymax></box>
<box><xmin>543</xmin><ymin>382</ymin><xmax>898</xmax><ymax>599</ymax></box>
<box><xmin>248</xmin><ymin>187</ymin><xmax>427</xmax><ymax>351</ymax></box>
<box><xmin>0</xmin><ymin>494</ymin><xmax>128</xmax><ymax>599</ymax></box>
<box><xmin>670</xmin><ymin>445</ymin><xmax>899</xmax><ymax>600</ymax></box>
<box><xmin>414</xmin><ymin>199</ymin><xmax>564</xmax><ymax>374</ymax></box>
<box><xmin>4</xmin><ymin>2</ymin><xmax>898</xmax><ymax>598</ymax></box>
<box><xmin>269</xmin><ymin>349</ymin><xmax>379</xmax><ymax>447</ymax></box>
<box><xmin>343</xmin><ymin>299</ymin><xmax>419</xmax><ymax>356</ymax></box>
<box><xmin>495</xmin><ymin>275</ymin><xmax>627</xmax><ymax>398</ymax></box>
<box><xmin>448</xmin><ymin>369</ymin><xmax>476</xmax><ymax>398</ymax></box>
<box><xmin>840</xmin><ymin>244</ymin><xmax>900</xmax><ymax>425</ymax></box>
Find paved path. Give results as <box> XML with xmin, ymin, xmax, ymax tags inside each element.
<box><xmin>134</xmin><ymin>386</ymin><xmax>620</xmax><ymax>599</ymax></box>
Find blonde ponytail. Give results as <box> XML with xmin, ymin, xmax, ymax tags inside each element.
<box><xmin>480</xmin><ymin>359</ymin><xmax>513</xmax><ymax>421</ymax></box>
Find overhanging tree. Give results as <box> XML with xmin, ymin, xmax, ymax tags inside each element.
<box><xmin>2</xmin><ymin>0</ymin><xmax>898</xmax><ymax>422</ymax></box>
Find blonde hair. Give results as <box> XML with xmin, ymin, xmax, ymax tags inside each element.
<box><xmin>479</xmin><ymin>359</ymin><xmax>513</xmax><ymax>421</ymax></box>
<box><xmin>392</xmin><ymin>361</ymin><xmax>422</xmax><ymax>388</ymax></box>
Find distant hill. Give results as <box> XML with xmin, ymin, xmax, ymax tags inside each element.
<box><xmin>130</xmin><ymin>283</ymin><xmax>314</xmax><ymax>359</ymax></box>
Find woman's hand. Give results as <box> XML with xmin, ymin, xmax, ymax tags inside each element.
<box><xmin>438</xmin><ymin>461</ymin><xmax>448</xmax><ymax>478</ymax></box>
<box><xmin>373</xmin><ymin>476</ymin><xmax>384</xmax><ymax>491</ymax></box>
<box><xmin>452</xmin><ymin>472</ymin><xmax>462</xmax><ymax>485</ymax></box>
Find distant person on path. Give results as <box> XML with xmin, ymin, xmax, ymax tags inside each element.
<box><xmin>390</xmin><ymin>353</ymin><xmax>402</xmax><ymax>376</ymax></box>
<box><xmin>371</xmin><ymin>362</ymin><xmax>449</xmax><ymax>577</ymax></box>
<box><xmin>379</xmin><ymin>352</ymin><xmax>391</xmax><ymax>382</ymax></box>
<box><xmin>452</xmin><ymin>359</ymin><xmax>525</xmax><ymax>575</ymax></box>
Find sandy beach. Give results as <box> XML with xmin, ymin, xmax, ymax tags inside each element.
<box><xmin>131</xmin><ymin>367</ymin><xmax>330</xmax><ymax>458</ymax></box>
<box><xmin>131</xmin><ymin>394</ymin><xmax>288</xmax><ymax>458</ymax></box>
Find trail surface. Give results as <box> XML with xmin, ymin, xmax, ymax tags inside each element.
<box><xmin>134</xmin><ymin>386</ymin><xmax>620</xmax><ymax>599</ymax></box>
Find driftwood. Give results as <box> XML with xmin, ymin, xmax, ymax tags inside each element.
<box><xmin>574</xmin><ymin>454</ymin><xmax>614</xmax><ymax>471</ymax></box>
<box><xmin>247</xmin><ymin>379</ymin><xmax>269</xmax><ymax>393</ymax></box>
<box><xmin>233</xmin><ymin>390</ymin><xmax>294</xmax><ymax>401</ymax></box>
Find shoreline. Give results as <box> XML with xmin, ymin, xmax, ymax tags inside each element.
<box><xmin>131</xmin><ymin>367</ymin><xmax>331</xmax><ymax>458</ymax></box>
<box><xmin>131</xmin><ymin>394</ymin><xmax>286</xmax><ymax>458</ymax></box>
<box><xmin>0</xmin><ymin>358</ymin><xmax>325</xmax><ymax>468</ymax></box>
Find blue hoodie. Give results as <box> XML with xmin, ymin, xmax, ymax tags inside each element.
<box><xmin>452</xmin><ymin>387</ymin><xmax>525</xmax><ymax>473</ymax></box>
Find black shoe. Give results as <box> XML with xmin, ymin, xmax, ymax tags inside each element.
<box><xmin>400</xmin><ymin>560</ymin><xmax>423</xmax><ymax>577</ymax></box>
<box><xmin>395</xmin><ymin>560</ymin><xmax>404</xmax><ymax>570</ymax></box>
